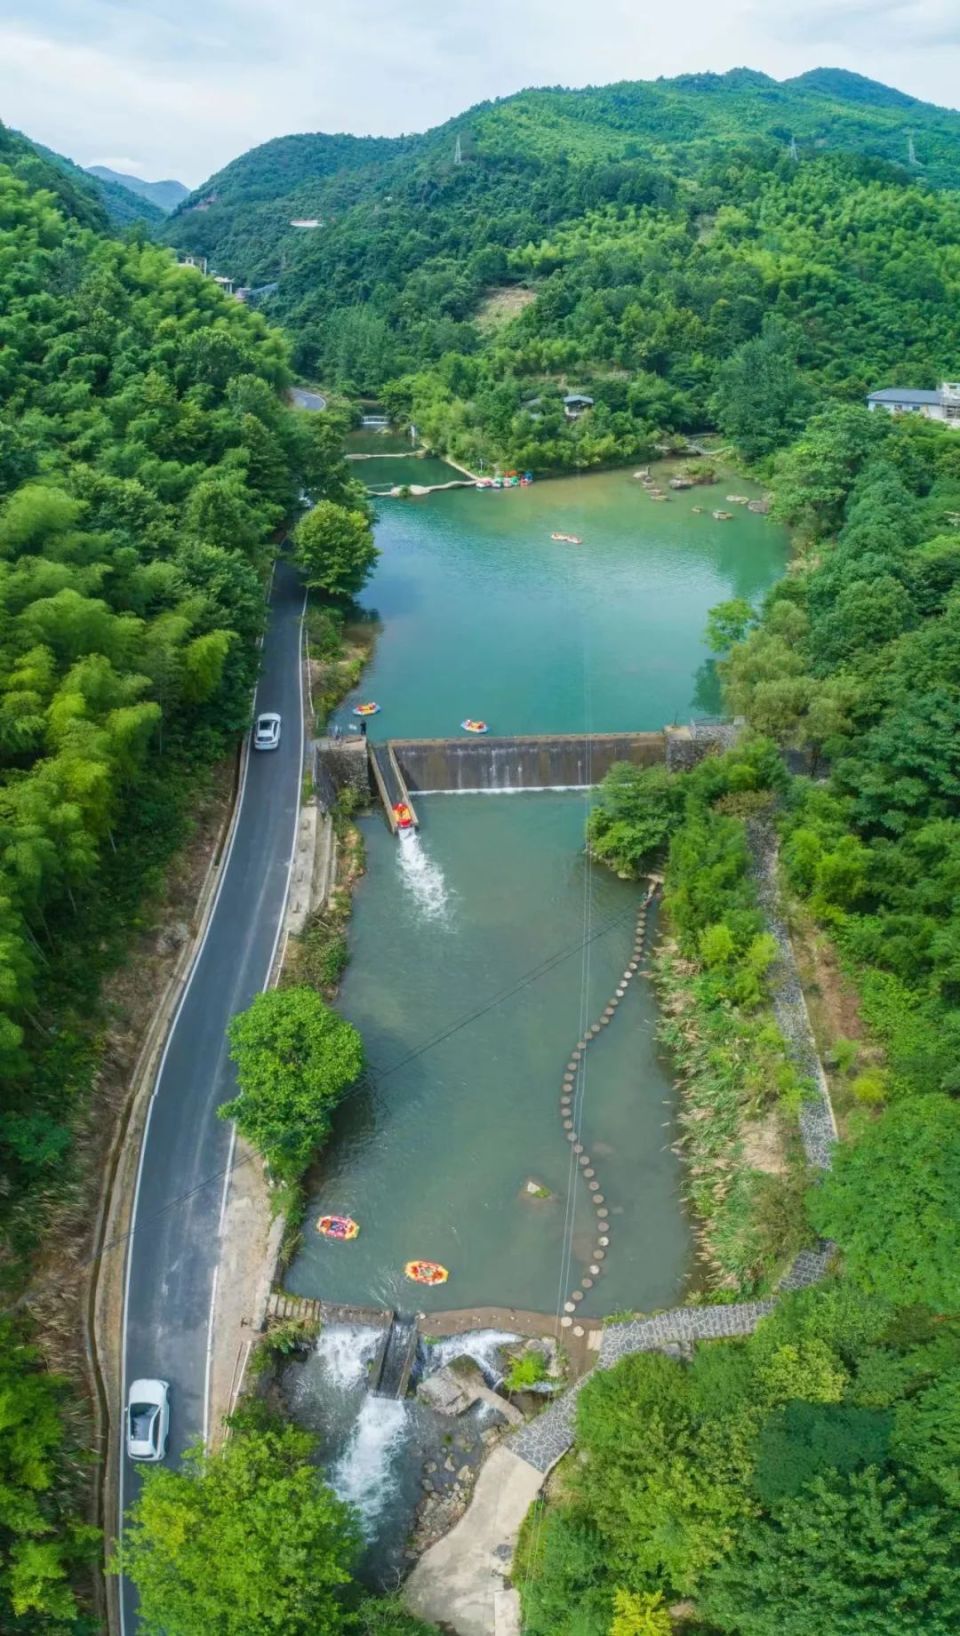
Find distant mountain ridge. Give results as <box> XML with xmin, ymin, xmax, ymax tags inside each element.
<box><xmin>87</xmin><ymin>166</ymin><xmax>189</xmax><ymax>214</ymax></box>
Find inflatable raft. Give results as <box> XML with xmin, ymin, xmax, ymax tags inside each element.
<box><xmin>317</xmin><ymin>1214</ymin><xmax>359</xmax><ymax>1241</ymax></box>
<box><xmin>461</xmin><ymin>719</ymin><xmax>488</xmax><ymax>734</ymax></box>
<box><xmin>405</xmin><ymin>1260</ymin><xmax>448</xmax><ymax>1286</ymax></box>
<box><xmin>353</xmin><ymin>701</ymin><xmax>381</xmax><ymax>717</ymax></box>
<box><xmin>393</xmin><ymin>801</ymin><xmax>414</xmax><ymax>830</ymax></box>
<box><xmin>551</xmin><ymin>532</ymin><xmax>582</xmax><ymax>545</ymax></box>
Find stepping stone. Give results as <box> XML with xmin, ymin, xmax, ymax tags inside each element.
<box><xmin>573</xmin><ymin>1143</ymin><xmax>583</xmax><ymax>1154</ymax></box>
<box><xmin>578</xmin><ymin>1155</ymin><xmax>590</xmax><ymax>1167</ymax></box>
<box><xmin>571</xmin><ymin>1290</ymin><xmax>583</xmax><ymax>1302</ymax></box>
<box><xmin>567</xmin><ymin>1060</ymin><xmax>579</xmax><ymax>1072</ymax></box>
<box><xmin>566</xmin><ymin>1132</ymin><xmax>577</xmax><ymax>1142</ymax></box>
<box><xmin>593</xmin><ymin>1249</ymin><xmax>606</xmax><ymax>1261</ymax></box>
<box><xmin>563</xmin><ymin>1118</ymin><xmax>574</xmax><ymax>1130</ymax></box>
<box><xmin>584</xmin><ymin>1167</ymin><xmax>595</xmax><ymax>1178</ymax></box>
<box><xmin>598</xmin><ymin>1236</ymin><xmax>609</xmax><ymax>1247</ymax></box>
<box><xmin>589</xmin><ymin>1263</ymin><xmax>601</xmax><ymax>1275</ymax></box>
<box><xmin>600</xmin><ymin>1016</ymin><xmax>610</xmax><ymax>1026</ymax></box>
<box><xmin>573</xmin><ymin>1325</ymin><xmax>584</xmax><ymax>1338</ymax></box>
<box><xmin>597</xmin><ymin>1207</ymin><xmax>609</xmax><ymax>1219</ymax></box>
<box><xmin>582</xmin><ymin>1277</ymin><xmax>594</xmax><ymax>1289</ymax></box>
<box><xmin>594</xmin><ymin>1194</ymin><xmax>605</xmax><ymax>1204</ymax></box>
<box><xmin>561</xmin><ymin>1315</ymin><xmax>573</xmax><ymax>1328</ymax></box>
<box><xmin>604</xmin><ymin>1005</ymin><xmax>616</xmax><ymax>1017</ymax></box>
<box><xmin>564</xmin><ymin>1300</ymin><xmax>576</xmax><ymax>1313</ymax></box>
<box><xmin>563</xmin><ymin>1073</ymin><xmax>575</xmax><ymax>1086</ymax></box>
<box><xmin>589</xmin><ymin>1024</ymin><xmax>601</xmax><ymax>1036</ymax></box>
<box><xmin>628</xmin><ymin>962</ymin><xmax>639</xmax><ymax>973</ymax></box>
<box><xmin>616</xmin><ymin>986</ymin><xmax>627</xmax><ymax>997</ymax></box>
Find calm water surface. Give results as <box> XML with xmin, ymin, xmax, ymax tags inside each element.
<box><xmin>289</xmin><ymin>466</ymin><xmax>788</xmax><ymax>1318</ymax></box>
<box><xmin>336</xmin><ymin>467</ymin><xmax>785</xmax><ymax>738</ymax></box>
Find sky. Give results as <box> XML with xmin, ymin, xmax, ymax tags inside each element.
<box><xmin>0</xmin><ymin>0</ymin><xmax>958</xmax><ymax>187</ymax></box>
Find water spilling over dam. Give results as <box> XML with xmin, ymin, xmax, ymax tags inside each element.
<box><xmin>390</xmin><ymin>731</ymin><xmax>666</xmax><ymax>793</ymax></box>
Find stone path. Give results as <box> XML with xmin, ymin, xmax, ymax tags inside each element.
<box><xmin>405</xmin><ymin>1447</ymin><xmax>544</xmax><ymax>1636</ymax></box>
<box><xmin>512</xmin><ymin>1299</ymin><xmax>775</xmax><ymax>1472</ymax></box>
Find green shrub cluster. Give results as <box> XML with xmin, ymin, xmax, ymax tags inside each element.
<box><xmin>519</xmin><ymin>1287</ymin><xmax>960</xmax><ymax>1636</ymax></box>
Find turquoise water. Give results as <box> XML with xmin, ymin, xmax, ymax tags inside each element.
<box><xmin>335</xmin><ymin>469</ymin><xmax>785</xmax><ymax>739</ymax></box>
<box><xmin>289</xmin><ymin>466</ymin><xmax>788</xmax><ymax>1319</ymax></box>
<box><xmin>289</xmin><ymin>795</ymin><xmax>690</xmax><ymax>1317</ymax></box>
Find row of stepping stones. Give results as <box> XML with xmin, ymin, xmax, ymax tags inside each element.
<box><xmin>558</xmin><ymin>884</ymin><xmax>658</xmax><ymax>1333</ymax></box>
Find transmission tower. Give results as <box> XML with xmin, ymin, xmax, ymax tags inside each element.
<box><xmin>788</xmin><ymin>134</ymin><xmax>799</xmax><ymax>163</ymax></box>
<box><xmin>454</xmin><ymin>135</ymin><xmax>463</xmax><ymax>166</ymax></box>
<box><xmin>907</xmin><ymin>132</ymin><xmax>919</xmax><ymax>167</ymax></box>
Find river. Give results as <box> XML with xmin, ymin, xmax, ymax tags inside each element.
<box><xmin>286</xmin><ymin>460</ymin><xmax>787</xmax><ymax>1322</ymax></box>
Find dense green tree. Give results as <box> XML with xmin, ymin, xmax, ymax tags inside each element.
<box><xmin>586</xmin><ymin>763</ymin><xmax>684</xmax><ymax>874</ymax></box>
<box><xmin>0</xmin><ymin>1319</ymin><xmax>97</xmax><ymax>1628</ymax></box>
<box><xmin>293</xmin><ymin>500</ymin><xmax>378</xmax><ymax>600</ymax></box>
<box><xmin>700</xmin><ymin>1468</ymin><xmax>960</xmax><ymax>1636</ymax></box>
<box><xmin>222</xmin><ymin>986</ymin><xmax>363</xmax><ymax>1180</ymax></box>
<box><xmin>714</xmin><ymin>319</ymin><xmax>813</xmax><ymax>460</ymax></box>
<box><xmin>114</xmin><ymin>1417</ymin><xmax>359</xmax><ymax>1636</ymax></box>
<box><xmin>809</xmin><ymin>1097</ymin><xmax>960</xmax><ymax>1311</ymax></box>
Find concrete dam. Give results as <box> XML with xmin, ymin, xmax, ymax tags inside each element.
<box><xmin>390</xmin><ymin>731</ymin><xmax>667</xmax><ymax>794</ymax></box>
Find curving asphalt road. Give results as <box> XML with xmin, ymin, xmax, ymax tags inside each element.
<box><xmin>118</xmin><ymin>557</ymin><xmax>306</xmax><ymax>1634</ymax></box>
<box><xmin>289</xmin><ymin>386</ymin><xmax>327</xmax><ymax>411</ymax></box>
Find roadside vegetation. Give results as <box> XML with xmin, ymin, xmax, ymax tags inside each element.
<box><xmin>223</xmin><ymin>986</ymin><xmax>363</xmax><ymax>1198</ymax></box>
<box><xmin>113</xmin><ymin>1407</ymin><xmax>440</xmax><ymax>1636</ymax></box>
<box><xmin>0</xmin><ymin>155</ymin><xmax>376</xmax><ymax>1631</ymax></box>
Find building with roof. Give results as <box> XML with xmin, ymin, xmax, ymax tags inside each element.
<box><xmin>867</xmin><ymin>382</ymin><xmax>960</xmax><ymax>425</ymax></box>
<box><xmin>563</xmin><ymin>393</ymin><xmax>594</xmax><ymax>420</ymax></box>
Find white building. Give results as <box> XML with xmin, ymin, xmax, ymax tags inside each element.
<box><xmin>867</xmin><ymin>381</ymin><xmax>960</xmax><ymax>425</ymax></box>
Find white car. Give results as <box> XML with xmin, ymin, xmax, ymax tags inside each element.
<box><xmin>253</xmin><ymin>711</ymin><xmax>281</xmax><ymax>751</ymax></box>
<box><xmin>126</xmin><ymin>1378</ymin><xmax>170</xmax><ymax>1462</ymax></box>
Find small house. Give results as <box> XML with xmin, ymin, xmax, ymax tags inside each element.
<box><xmin>866</xmin><ymin>382</ymin><xmax>960</xmax><ymax>425</ymax></box>
<box><xmin>563</xmin><ymin>393</ymin><xmax>594</xmax><ymax>419</ymax></box>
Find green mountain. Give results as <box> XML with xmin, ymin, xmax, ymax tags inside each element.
<box><xmin>87</xmin><ymin>164</ymin><xmax>189</xmax><ymax>214</ymax></box>
<box><xmin>166</xmin><ymin>66</ymin><xmax>960</xmax><ymax>278</ymax></box>
<box><xmin>0</xmin><ymin>121</ymin><xmax>167</xmax><ymax>230</ymax></box>
<box><xmin>161</xmin><ymin>68</ymin><xmax>960</xmax><ymax>474</ymax></box>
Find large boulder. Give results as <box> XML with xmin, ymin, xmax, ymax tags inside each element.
<box><xmin>417</xmin><ymin>1354</ymin><xmax>484</xmax><ymax>1420</ymax></box>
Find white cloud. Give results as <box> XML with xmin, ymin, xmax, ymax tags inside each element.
<box><xmin>0</xmin><ymin>0</ymin><xmax>957</xmax><ymax>186</ymax></box>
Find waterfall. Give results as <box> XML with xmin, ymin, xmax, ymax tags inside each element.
<box><xmin>314</xmin><ymin>1322</ymin><xmax>381</xmax><ymax>1389</ymax></box>
<box><xmin>426</xmin><ymin>1329</ymin><xmax>520</xmax><ymax>1386</ymax></box>
<box><xmin>330</xmin><ymin>1396</ymin><xmax>408</xmax><ymax>1529</ymax></box>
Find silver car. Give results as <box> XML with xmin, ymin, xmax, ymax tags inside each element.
<box><xmin>253</xmin><ymin>711</ymin><xmax>281</xmax><ymax>751</ymax></box>
<box><xmin>126</xmin><ymin>1378</ymin><xmax>170</xmax><ymax>1462</ymax></box>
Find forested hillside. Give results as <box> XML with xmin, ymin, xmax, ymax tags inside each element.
<box><xmin>161</xmin><ymin>69</ymin><xmax>960</xmax><ymax>471</ymax></box>
<box><xmin>0</xmin><ymin>120</ymin><xmax>166</xmax><ymax>231</ymax></box>
<box><xmin>0</xmin><ymin>156</ymin><xmax>359</xmax><ymax>1629</ymax></box>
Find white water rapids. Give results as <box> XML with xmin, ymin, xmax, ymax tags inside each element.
<box><xmin>396</xmin><ymin>828</ymin><xmax>453</xmax><ymax>925</ymax></box>
<box><xmin>307</xmin><ymin>1323</ymin><xmax>519</xmax><ymax>1534</ymax></box>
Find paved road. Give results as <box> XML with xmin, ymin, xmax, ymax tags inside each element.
<box><xmin>119</xmin><ymin>558</ymin><xmax>306</xmax><ymax>1633</ymax></box>
<box><xmin>289</xmin><ymin>386</ymin><xmax>327</xmax><ymax>411</ymax></box>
